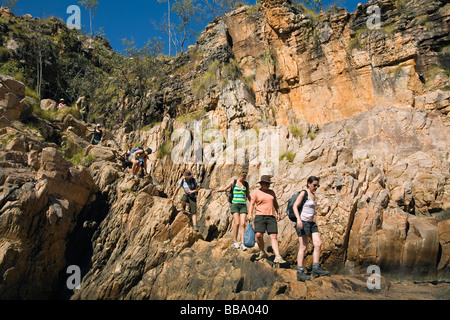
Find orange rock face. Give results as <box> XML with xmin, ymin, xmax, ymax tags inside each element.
<box><xmin>219</xmin><ymin>0</ymin><xmax>450</xmax><ymax>126</ymax></box>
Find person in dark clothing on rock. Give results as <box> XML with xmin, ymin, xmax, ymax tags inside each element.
<box><xmin>87</xmin><ymin>123</ymin><xmax>103</xmax><ymax>145</ymax></box>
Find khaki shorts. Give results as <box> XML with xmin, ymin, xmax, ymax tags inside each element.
<box><xmin>230</xmin><ymin>203</ymin><xmax>248</xmax><ymax>214</ymax></box>
<box><xmin>254</xmin><ymin>215</ymin><xmax>278</xmax><ymax>234</ymax></box>
<box><xmin>181</xmin><ymin>194</ymin><xmax>197</xmax><ymax>214</ymax></box>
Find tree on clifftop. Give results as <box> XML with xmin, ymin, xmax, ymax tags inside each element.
<box><xmin>201</xmin><ymin>0</ymin><xmax>243</xmax><ymax>17</ymax></box>
<box><xmin>118</xmin><ymin>38</ymin><xmax>163</xmax><ymax>130</ymax></box>
<box><xmin>158</xmin><ymin>0</ymin><xmax>173</xmax><ymax>56</ymax></box>
<box><xmin>78</xmin><ymin>0</ymin><xmax>98</xmax><ymax>37</ymax></box>
<box><xmin>172</xmin><ymin>0</ymin><xmax>200</xmax><ymax>53</ymax></box>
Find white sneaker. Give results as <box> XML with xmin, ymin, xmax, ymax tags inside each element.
<box><xmin>233</xmin><ymin>241</ymin><xmax>240</xmax><ymax>249</ymax></box>
<box><xmin>240</xmin><ymin>243</ymin><xmax>247</xmax><ymax>251</ymax></box>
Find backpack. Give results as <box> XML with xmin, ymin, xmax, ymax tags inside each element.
<box><xmin>128</xmin><ymin>147</ymin><xmax>142</xmax><ymax>161</ymax></box>
<box><xmin>182</xmin><ymin>178</ymin><xmax>198</xmax><ymax>198</ymax></box>
<box><xmin>228</xmin><ymin>180</ymin><xmax>249</xmax><ymax>203</ymax></box>
<box><xmin>286</xmin><ymin>190</ymin><xmax>308</xmax><ymax>222</ymax></box>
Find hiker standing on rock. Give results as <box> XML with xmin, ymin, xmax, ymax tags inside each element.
<box><xmin>212</xmin><ymin>170</ymin><xmax>251</xmax><ymax>251</ymax></box>
<box><xmin>87</xmin><ymin>123</ymin><xmax>103</xmax><ymax>145</ymax></box>
<box><xmin>76</xmin><ymin>94</ymin><xmax>90</xmax><ymax>122</ymax></box>
<box><xmin>293</xmin><ymin>176</ymin><xmax>330</xmax><ymax>281</ymax></box>
<box><xmin>248</xmin><ymin>175</ymin><xmax>286</xmax><ymax>264</ymax></box>
<box><xmin>171</xmin><ymin>170</ymin><xmax>200</xmax><ymax>232</ymax></box>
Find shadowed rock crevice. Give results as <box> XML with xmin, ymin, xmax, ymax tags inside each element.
<box><xmin>56</xmin><ymin>191</ymin><xmax>111</xmax><ymax>299</ymax></box>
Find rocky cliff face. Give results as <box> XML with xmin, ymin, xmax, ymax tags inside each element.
<box><xmin>1</xmin><ymin>0</ymin><xmax>450</xmax><ymax>300</ymax></box>
<box><xmin>138</xmin><ymin>0</ymin><xmax>449</xmax><ymax>131</ymax></box>
<box><xmin>0</xmin><ymin>76</ymin><xmax>99</xmax><ymax>298</ymax></box>
<box><xmin>67</xmin><ymin>105</ymin><xmax>449</xmax><ymax>300</ymax></box>
<box><xmin>256</xmin><ymin>0</ymin><xmax>449</xmax><ymax>125</ymax></box>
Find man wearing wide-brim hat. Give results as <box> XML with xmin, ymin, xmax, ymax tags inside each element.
<box><xmin>248</xmin><ymin>175</ymin><xmax>286</xmax><ymax>263</ymax></box>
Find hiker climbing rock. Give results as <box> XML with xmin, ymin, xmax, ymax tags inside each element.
<box><xmin>248</xmin><ymin>175</ymin><xmax>286</xmax><ymax>264</ymax></box>
<box><xmin>212</xmin><ymin>170</ymin><xmax>251</xmax><ymax>251</ymax></box>
<box><xmin>292</xmin><ymin>176</ymin><xmax>330</xmax><ymax>281</ymax></box>
<box><xmin>130</xmin><ymin>147</ymin><xmax>152</xmax><ymax>177</ymax></box>
<box><xmin>170</xmin><ymin>170</ymin><xmax>200</xmax><ymax>232</ymax></box>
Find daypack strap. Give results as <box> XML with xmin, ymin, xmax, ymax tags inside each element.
<box><xmin>181</xmin><ymin>178</ymin><xmax>198</xmax><ymax>190</ymax></box>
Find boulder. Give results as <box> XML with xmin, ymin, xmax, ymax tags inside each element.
<box><xmin>40</xmin><ymin>99</ymin><xmax>57</xmax><ymax>111</ymax></box>
<box><xmin>0</xmin><ymin>74</ymin><xmax>25</xmax><ymax>121</ymax></box>
<box><xmin>85</xmin><ymin>145</ymin><xmax>117</xmax><ymax>161</ymax></box>
<box><xmin>62</xmin><ymin>114</ymin><xmax>87</xmax><ymax>137</ymax></box>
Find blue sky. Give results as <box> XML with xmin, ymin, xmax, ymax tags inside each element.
<box><xmin>12</xmin><ymin>0</ymin><xmax>368</xmax><ymax>55</ymax></box>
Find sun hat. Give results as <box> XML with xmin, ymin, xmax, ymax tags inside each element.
<box><xmin>184</xmin><ymin>170</ymin><xmax>193</xmax><ymax>178</ymax></box>
<box><xmin>258</xmin><ymin>175</ymin><xmax>273</xmax><ymax>184</ymax></box>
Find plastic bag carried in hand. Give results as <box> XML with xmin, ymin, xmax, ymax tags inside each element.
<box><xmin>243</xmin><ymin>222</ymin><xmax>255</xmax><ymax>248</ymax></box>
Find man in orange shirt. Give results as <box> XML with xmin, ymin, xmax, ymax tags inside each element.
<box><xmin>248</xmin><ymin>175</ymin><xmax>286</xmax><ymax>263</ymax></box>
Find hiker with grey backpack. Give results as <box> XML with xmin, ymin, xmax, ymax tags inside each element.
<box><xmin>171</xmin><ymin>170</ymin><xmax>201</xmax><ymax>232</ymax></box>
<box><xmin>287</xmin><ymin>176</ymin><xmax>330</xmax><ymax>281</ymax></box>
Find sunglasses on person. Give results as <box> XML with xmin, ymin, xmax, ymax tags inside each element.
<box><xmin>312</xmin><ymin>183</ymin><xmax>320</xmax><ymax>188</ymax></box>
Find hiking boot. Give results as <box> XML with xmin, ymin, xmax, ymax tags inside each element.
<box><xmin>297</xmin><ymin>271</ymin><xmax>311</xmax><ymax>282</ymax></box>
<box><xmin>193</xmin><ymin>225</ymin><xmax>199</xmax><ymax>232</ymax></box>
<box><xmin>256</xmin><ymin>251</ymin><xmax>268</xmax><ymax>261</ymax></box>
<box><xmin>311</xmin><ymin>264</ymin><xmax>330</xmax><ymax>278</ymax></box>
<box><xmin>233</xmin><ymin>241</ymin><xmax>240</xmax><ymax>249</ymax></box>
<box><xmin>240</xmin><ymin>243</ymin><xmax>247</xmax><ymax>251</ymax></box>
<box><xmin>273</xmin><ymin>255</ymin><xmax>286</xmax><ymax>264</ymax></box>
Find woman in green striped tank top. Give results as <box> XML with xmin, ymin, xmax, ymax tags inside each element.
<box><xmin>212</xmin><ymin>171</ymin><xmax>251</xmax><ymax>250</ymax></box>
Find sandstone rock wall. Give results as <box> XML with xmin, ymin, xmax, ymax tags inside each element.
<box><xmin>272</xmin><ymin>106</ymin><xmax>449</xmax><ymax>280</ymax></box>
<box><xmin>0</xmin><ymin>147</ymin><xmax>98</xmax><ymax>298</ymax></box>
<box><xmin>235</xmin><ymin>0</ymin><xmax>449</xmax><ymax>126</ymax></box>
<box><xmin>0</xmin><ymin>90</ymin><xmax>99</xmax><ymax>298</ymax></box>
<box><xmin>145</xmin><ymin>0</ymin><xmax>449</xmax><ymax>131</ymax></box>
<box><xmin>1</xmin><ymin>0</ymin><xmax>450</xmax><ymax>300</ymax></box>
